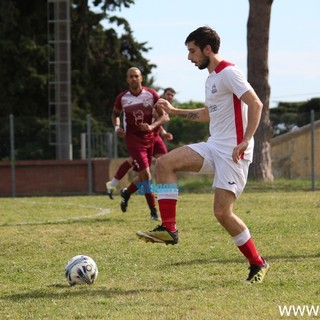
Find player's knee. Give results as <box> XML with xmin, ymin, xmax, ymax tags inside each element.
<box><xmin>214</xmin><ymin>209</ymin><xmax>223</xmax><ymax>223</ymax></box>
<box><xmin>140</xmin><ymin>170</ymin><xmax>151</xmax><ymax>182</ymax></box>
<box><xmin>155</xmin><ymin>156</ymin><xmax>168</xmax><ymax>173</ymax></box>
<box><xmin>214</xmin><ymin>208</ymin><xmax>231</xmax><ymax>225</ymax></box>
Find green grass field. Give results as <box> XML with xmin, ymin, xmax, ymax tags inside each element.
<box><xmin>0</xmin><ymin>183</ymin><xmax>320</xmax><ymax>319</ymax></box>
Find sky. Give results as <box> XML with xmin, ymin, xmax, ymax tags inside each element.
<box><xmin>96</xmin><ymin>0</ymin><xmax>320</xmax><ymax>107</ymax></box>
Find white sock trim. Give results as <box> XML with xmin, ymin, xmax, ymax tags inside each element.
<box><xmin>111</xmin><ymin>178</ymin><xmax>119</xmax><ymax>186</ymax></box>
<box><xmin>157</xmin><ymin>191</ymin><xmax>179</xmax><ymax>200</ymax></box>
<box><xmin>233</xmin><ymin>228</ymin><xmax>251</xmax><ymax>246</ymax></box>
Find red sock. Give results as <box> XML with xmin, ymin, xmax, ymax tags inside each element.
<box><xmin>238</xmin><ymin>238</ymin><xmax>264</xmax><ymax>266</ymax></box>
<box><xmin>144</xmin><ymin>193</ymin><xmax>156</xmax><ymax>209</ymax></box>
<box><xmin>115</xmin><ymin>160</ymin><xmax>132</xmax><ymax>180</ymax></box>
<box><xmin>127</xmin><ymin>182</ymin><xmax>138</xmax><ymax>194</ymax></box>
<box><xmin>158</xmin><ymin>199</ymin><xmax>177</xmax><ymax>232</ymax></box>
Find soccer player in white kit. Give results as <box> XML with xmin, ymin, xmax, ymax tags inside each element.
<box><xmin>136</xmin><ymin>26</ymin><xmax>269</xmax><ymax>283</ymax></box>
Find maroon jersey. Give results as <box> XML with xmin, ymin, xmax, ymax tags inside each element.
<box><xmin>153</xmin><ymin>125</ymin><xmax>162</xmax><ymax>137</ymax></box>
<box><xmin>114</xmin><ymin>87</ymin><xmax>160</xmax><ymax>148</ymax></box>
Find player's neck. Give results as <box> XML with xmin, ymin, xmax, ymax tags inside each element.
<box><xmin>207</xmin><ymin>55</ymin><xmax>222</xmax><ymax>73</ymax></box>
<box><xmin>130</xmin><ymin>86</ymin><xmax>143</xmax><ymax>96</ymax></box>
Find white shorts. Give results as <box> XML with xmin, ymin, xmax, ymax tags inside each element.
<box><xmin>187</xmin><ymin>142</ymin><xmax>251</xmax><ymax>198</ymax></box>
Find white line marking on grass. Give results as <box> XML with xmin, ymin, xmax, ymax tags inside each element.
<box><xmin>0</xmin><ymin>205</ymin><xmax>111</xmax><ymax>226</ymax></box>
<box><xmin>65</xmin><ymin>208</ymin><xmax>111</xmax><ymax>221</ymax></box>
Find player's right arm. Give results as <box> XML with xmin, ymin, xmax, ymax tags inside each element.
<box><xmin>155</xmin><ymin>98</ymin><xmax>209</xmax><ymax>122</ymax></box>
<box><xmin>111</xmin><ymin>105</ymin><xmax>125</xmax><ymax>137</ymax></box>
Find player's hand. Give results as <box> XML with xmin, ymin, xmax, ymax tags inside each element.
<box><xmin>155</xmin><ymin>98</ymin><xmax>175</xmax><ymax>114</ymax></box>
<box><xmin>232</xmin><ymin>141</ymin><xmax>248</xmax><ymax>163</ymax></box>
<box><xmin>139</xmin><ymin>123</ymin><xmax>152</xmax><ymax>132</ymax></box>
<box><xmin>116</xmin><ymin>127</ymin><xmax>125</xmax><ymax>137</ymax></box>
<box><xmin>163</xmin><ymin>132</ymin><xmax>173</xmax><ymax>141</ymax></box>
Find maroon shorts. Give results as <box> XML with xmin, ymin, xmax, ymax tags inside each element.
<box><xmin>125</xmin><ymin>131</ymin><xmax>154</xmax><ymax>172</ymax></box>
<box><xmin>127</xmin><ymin>146</ymin><xmax>153</xmax><ymax>172</ymax></box>
<box><xmin>153</xmin><ymin>135</ymin><xmax>167</xmax><ymax>156</ymax></box>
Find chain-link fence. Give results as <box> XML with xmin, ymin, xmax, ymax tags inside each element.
<box><xmin>0</xmin><ymin>114</ymin><xmax>120</xmax><ymax>196</ymax></box>
<box><xmin>0</xmin><ymin>114</ymin><xmax>118</xmax><ymax>161</ymax></box>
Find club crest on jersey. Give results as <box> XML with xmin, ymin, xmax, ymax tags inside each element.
<box><xmin>133</xmin><ymin>109</ymin><xmax>144</xmax><ymax>126</ymax></box>
<box><xmin>143</xmin><ymin>99</ymin><xmax>152</xmax><ymax>108</ymax></box>
<box><xmin>211</xmin><ymin>84</ymin><xmax>217</xmax><ymax>94</ymax></box>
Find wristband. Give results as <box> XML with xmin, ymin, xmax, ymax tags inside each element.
<box><xmin>114</xmin><ymin>125</ymin><xmax>120</xmax><ymax>133</ymax></box>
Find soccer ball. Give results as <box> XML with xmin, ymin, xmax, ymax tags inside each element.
<box><xmin>65</xmin><ymin>255</ymin><xmax>98</xmax><ymax>286</ymax></box>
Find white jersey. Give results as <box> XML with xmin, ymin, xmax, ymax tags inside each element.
<box><xmin>205</xmin><ymin>60</ymin><xmax>254</xmax><ymax>161</ymax></box>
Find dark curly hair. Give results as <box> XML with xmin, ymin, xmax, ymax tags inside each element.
<box><xmin>185</xmin><ymin>26</ymin><xmax>220</xmax><ymax>53</ymax></box>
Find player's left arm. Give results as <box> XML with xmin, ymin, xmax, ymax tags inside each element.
<box><xmin>232</xmin><ymin>89</ymin><xmax>263</xmax><ymax>163</ymax></box>
<box><xmin>160</xmin><ymin>126</ymin><xmax>173</xmax><ymax>141</ymax></box>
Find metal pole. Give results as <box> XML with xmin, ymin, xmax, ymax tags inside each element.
<box><xmin>310</xmin><ymin>110</ymin><xmax>315</xmax><ymax>191</ymax></box>
<box><xmin>9</xmin><ymin>114</ymin><xmax>16</xmax><ymax>197</ymax></box>
<box><xmin>86</xmin><ymin>114</ymin><xmax>93</xmax><ymax>194</ymax></box>
<box><xmin>106</xmin><ymin>132</ymin><xmax>113</xmax><ymax>158</ymax></box>
<box><xmin>113</xmin><ymin>132</ymin><xmax>118</xmax><ymax>158</ymax></box>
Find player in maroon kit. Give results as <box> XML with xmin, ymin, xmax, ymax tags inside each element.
<box><xmin>106</xmin><ymin>88</ymin><xmax>176</xmax><ymax>204</ymax></box>
<box><xmin>111</xmin><ymin>67</ymin><xmax>168</xmax><ymax>220</ymax></box>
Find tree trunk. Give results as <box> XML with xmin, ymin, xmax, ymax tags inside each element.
<box><xmin>247</xmin><ymin>0</ymin><xmax>274</xmax><ymax>181</ymax></box>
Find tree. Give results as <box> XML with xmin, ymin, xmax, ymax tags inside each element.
<box><xmin>0</xmin><ymin>0</ymin><xmax>156</xmax><ymax>160</ymax></box>
<box><xmin>71</xmin><ymin>0</ymin><xmax>156</xmax><ymax>126</ymax></box>
<box><xmin>247</xmin><ymin>0</ymin><xmax>274</xmax><ymax>181</ymax></box>
<box><xmin>270</xmin><ymin>98</ymin><xmax>320</xmax><ymax>136</ymax></box>
<box><xmin>0</xmin><ymin>0</ymin><xmax>48</xmax><ymax>117</ymax></box>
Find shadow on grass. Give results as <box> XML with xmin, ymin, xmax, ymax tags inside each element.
<box><xmin>0</xmin><ymin>217</ymin><xmax>126</xmax><ymax>228</ymax></box>
<box><xmin>169</xmin><ymin>252</ymin><xmax>320</xmax><ymax>267</ymax></box>
<box><xmin>2</xmin><ymin>283</ymin><xmax>200</xmax><ymax>302</ymax></box>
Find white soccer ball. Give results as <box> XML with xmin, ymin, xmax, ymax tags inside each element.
<box><xmin>65</xmin><ymin>255</ymin><xmax>98</xmax><ymax>286</ymax></box>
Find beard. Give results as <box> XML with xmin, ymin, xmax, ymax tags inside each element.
<box><xmin>197</xmin><ymin>56</ymin><xmax>210</xmax><ymax>70</ymax></box>
<box><xmin>129</xmin><ymin>82</ymin><xmax>139</xmax><ymax>90</ymax></box>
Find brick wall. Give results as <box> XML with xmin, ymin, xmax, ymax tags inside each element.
<box><xmin>0</xmin><ymin>159</ymin><xmax>112</xmax><ymax>196</ymax></box>
<box><xmin>2</xmin><ymin>123</ymin><xmax>318</xmax><ymax>197</ymax></box>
